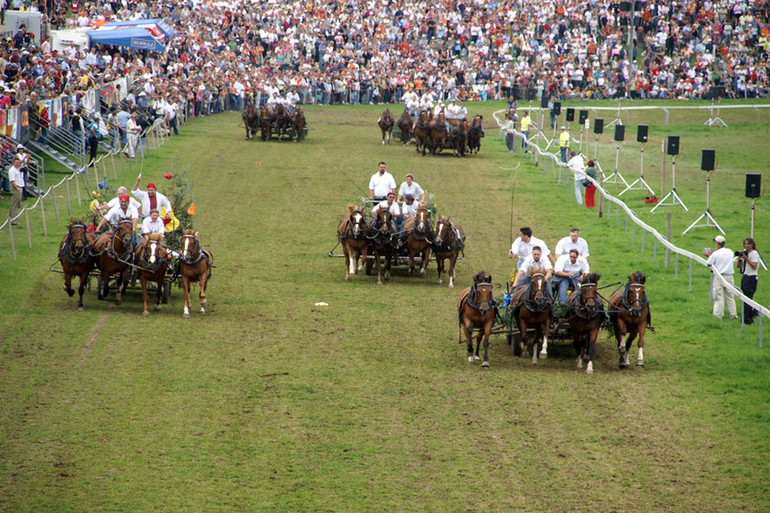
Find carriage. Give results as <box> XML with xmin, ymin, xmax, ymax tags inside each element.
<box><xmin>387</xmin><ymin>110</ymin><xmax>482</xmax><ymax>157</ymax></box>
<box><xmin>258</xmin><ymin>104</ymin><xmax>309</xmax><ymax>142</ymax></box>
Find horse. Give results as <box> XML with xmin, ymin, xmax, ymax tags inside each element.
<box><xmin>510</xmin><ymin>269</ymin><xmax>553</xmax><ymax>364</ymax></box>
<box><xmin>608</xmin><ymin>271</ymin><xmax>652</xmax><ymax>368</ymax></box>
<box><xmin>58</xmin><ymin>220</ymin><xmax>96</xmax><ymax>310</ymax></box>
<box><xmin>428</xmin><ymin>113</ymin><xmax>449</xmax><ymax>154</ymax></box>
<box><xmin>378</xmin><ymin>109</ymin><xmax>394</xmax><ymax>145</ymax></box>
<box><xmin>291</xmin><ymin>106</ymin><xmax>306</xmax><ymax>143</ymax></box>
<box><xmin>259</xmin><ymin>105</ymin><xmax>273</xmax><ymax>140</ymax></box>
<box><xmin>179</xmin><ymin>229</ymin><xmax>213</xmax><ymax>318</ymax></box>
<box><xmin>134</xmin><ymin>233</ymin><xmax>170</xmax><ymax>316</ymax></box>
<box><xmin>242</xmin><ymin>101</ymin><xmax>260</xmax><ymax>140</ymax></box>
<box><xmin>337</xmin><ymin>205</ymin><xmax>369</xmax><ymax>281</ymax></box>
<box><xmin>397</xmin><ymin>110</ymin><xmax>412</xmax><ymax>145</ymax></box>
<box><xmin>369</xmin><ymin>208</ymin><xmax>397</xmax><ymax>285</ymax></box>
<box><xmin>467</xmin><ymin>115</ymin><xmax>484</xmax><ymax>154</ymax></box>
<box><xmin>432</xmin><ymin>214</ymin><xmax>465</xmax><ymax>288</ymax></box>
<box><xmin>412</xmin><ymin>110</ymin><xmax>432</xmax><ymax>156</ymax></box>
<box><xmin>273</xmin><ymin>104</ymin><xmax>292</xmax><ymax>140</ymax></box>
<box><xmin>452</xmin><ymin>118</ymin><xmax>469</xmax><ymax>157</ymax></box>
<box><xmin>567</xmin><ymin>273</ymin><xmax>606</xmax><ymax>374</ymax></box>
<box><xmin>401</xmin><ymin>204</ymin><xmax>433</xmax><ymax>276</ymax></box>
<box><xmin>93</xmin><ymin>219</ymin><xmax>134</xmax><ymax>304</ymax></box>
<box><xmin>457</xmin><ymin>270</ymin><xmax>497</xmax><ymax>367</ymax></box>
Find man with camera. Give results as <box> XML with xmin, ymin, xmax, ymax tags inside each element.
<box><xmin>736</xmin><ymin>238</ymin><xmax>760</xmax><ymax>324</ymax></box>
<box><xmin>703</xmin><ymin>235</ymin><xmax>737</xmax><ymax>320</ymax></box>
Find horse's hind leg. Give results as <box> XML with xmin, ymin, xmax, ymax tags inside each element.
<box><xmin>199</xmin><ymin>275</ymin><xmax>209</xmax><ymax>314</ymax></box>
<box><xmin>465</xmin><ymin>324</ymin><xmax>474</xmax><ymax>363</ymax></box>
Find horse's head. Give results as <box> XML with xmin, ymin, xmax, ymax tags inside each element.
<box><xmin>375</xmin><ymin>208</ymin><xmax>392</xmax><ymax>233</ymax></box>
<box><xmin>180</xmin><ymin>229</ymin><xmax>200</xmax><ymax>262</ymax></box>
<box><xmin>579</xmin><ymin>272</ymin><xmax>602</xmax><ymax>312</ymax></box>
<box><xmin>67</xmin><ymin>220</ymin><xmax>88</xmax><ymax>254</ymax></box>
<box><xmin>472</xmin><ymin>270</ymin><xmax>495</xmax><ymax>315</ymax></box>
<box><xmin>416</xmin><ymin>205</ymin><xmax>429</xmax><ymax>233</ymax></box>
<box><xmin>115</xmin><ymin>219</ymin><xmax>134</xmax><ymax>251</ymax></box>
<box><xmin>434</xmin><ymin>215</ymin><xmax>450</xmax><ymax>246</ymax></box>
<box><xmin>139</xmin><ymin>233</ymin><xmax>166</xmax><ymax>266</ymax></box>
<box><xmin>472</xmin><ymin>115</ymin><xmax>483</xmax><ymax>128</ymax></box>
<box><xmin>625</xmin><ymin>271</ymin><xmax>647</xmax><ymax>315</ymax></box>
<box><xmin>348</xmin><ymin>205</ymin><xmax>366</xmax><ymax>238</ymax></box>
<box><xmin>529</xmin><ymin>270</ymin><xmax>547</xmax><ymax>307</ymax></box>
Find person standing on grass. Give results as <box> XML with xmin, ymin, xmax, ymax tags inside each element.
<box><xmin>126</xmin><ymin>111</ymin><xmax>141</xmax><ymax>159</ymax></box>
<box><xmin>559</xmin><ymin>126</ymin><xmax>570</xmax><ymax>162</ymax></box>
<box><xmin>520</xmin><ymin>110</ymin><xmax>531</xmax><ymax>152</ymax></box>
<box><xmin>584</xmin><ymin>159</ymin><xmax>598</xmax><ymax>208</ymax></box>
<box><xmin>704</xmin><ymin>235</ymin><xmax>738</xmax><ymax>320</ymax></box>
<box><xmin>736</xmin><ymin>237</ymin><xmax>760</xmax><ymax>324</ymax></box>
<box><xmin>7</xmin><ymin>156</ymin><xmax>24</xmax><ymax>225</ymax></box>
<box><xmin>567</xmin><ymin>151</ymin><xmax>586</xmax><ymax>206</ymax></box>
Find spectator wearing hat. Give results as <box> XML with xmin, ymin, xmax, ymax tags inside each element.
<box><xmin>704</xmin><ymin>235</ymin><xmax>738</xmax><ymax>320</ymax></box>
<box><xmin>132</xmin><ymin>175</ymin><xmax>173</xmax><ymax>222</ymax></box>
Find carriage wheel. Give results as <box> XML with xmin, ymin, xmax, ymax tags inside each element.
<box><xmin>512</xmin><ymin>332</ymin><xmax>522</xmax><ymax>356</ymax></box>
<box><xmin>162</xmin><ymin>280</ymin><xmax>171</xmax><ymax>304</ymax></box>
<box><xmin>365</xmin><ymin>257</ymin><xmax>374</xmax><ymax>275</ymax></box>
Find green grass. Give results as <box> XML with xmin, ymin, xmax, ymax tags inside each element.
<box><xmin>0</xmin><ymin>101</ymin><xmax>768</xmax><ymax>512</ymax></box>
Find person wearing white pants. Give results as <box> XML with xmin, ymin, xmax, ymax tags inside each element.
<box><xmin>704</xmin><ymin>235</ymin><xmax>737</xmax><ymax>319</ymax></box>
<box><xmin>567</xmin><ymin>151</ymin><xmax>586</xmax><ymax>206</ymax></box>
<box><xmin>126</xmin><ymin>112</ymin><xmax>141</xmax><ymax>159</ymax></box>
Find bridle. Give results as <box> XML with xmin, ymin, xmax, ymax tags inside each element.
<box><xmin>571</xmin><ymin>282</ymin><xmax>604</xmax><ymax>320</ymax></box>
<box><xmin>466</xmin><ymin>280</ymin><xmax>496</xmax><ymax>316</ymax></box>
<box><xmin>434</xmin><ymin>219</ymin><xmax>463</xmax><ymax>251</ymax></box>
<box><xmin>369</xmin><ymin>209</ymin><xmax>395</xmax><ymax>245</ymax></box>
<box><xmin>620</xmin><ymin>283</ymin><xmax>647</xmax><ymax>316</ymax></box>
<box><xmin>407</xmin><ymin>207</ymin><xmax>433</xmax><ymax>241</ymax></box>
<box><xmin>62</xmin><ymin>223</ymin><xmax>91</xmax><ymax>264</ymax></box>
<box><xmin>109</xmin><ymin>219</ymin><xmax>134</xmax><ymax>261</ymax></box>
<box><xmin>136</xmin><ymin>237</ymin><xmax>169</xmax><ymax>273</ymax></box>
<box><xmin>180</xmin><ymin>233</ymin><xmax>205</xmax><ymax>264</ymax></box>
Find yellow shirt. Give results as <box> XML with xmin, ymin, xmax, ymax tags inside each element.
<box><xmin>521</xmin><ymin>115</ymin><xmax>531</xmax><ymax>131</ymax></box>
<box><xmin>559</xmin><ymin>131</ymin><xmax>570</xmax><ymax>147</ymax></box>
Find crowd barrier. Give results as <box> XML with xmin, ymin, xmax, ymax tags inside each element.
<box><xmin>492</xmin><ymin>106</ymin><xmax>768</xmax><ymax>347</ymax></box>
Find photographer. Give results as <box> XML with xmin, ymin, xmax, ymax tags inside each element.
<box><xmin>736</xmin><ymin>238</ymin><xmax>760</xmax><ymax>324</ymax></box>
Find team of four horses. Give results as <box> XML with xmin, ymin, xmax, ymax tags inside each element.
<box><xmin>58</xmin><ymin>220</ymin><xmax>213</xmax><ymax>318</ymax></box>
<box><xmin>378</xmin><ymin>108</ymin><xmax>484</xmax><ymax>157</ymax></box>
<box><xmin>242</xmin><ymin>101</ymin><xmax>307</xmax><ymax>142</ymax></box>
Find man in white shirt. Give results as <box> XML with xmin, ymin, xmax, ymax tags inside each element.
<box><xmin>704</xmin><ymin>235</ymin><xmax>738</xmax><ymax>319</ymax></box>
<box><xmin>512</xmin><ymin>247</ymin><xmax>554</xmax><ymax>301</ymax></box>
<box><xmin>132</xmin><ymin>176</ymin><xmax>174</xmax><ymax>221</ymax></box>
<box><xmin>368</xmin><ymin>161</ymin><xmax>396</xmax><ymax>202</ymax></box>
<box><xmin>141</xmin><ymin>208</ymin><xmax>165</xmax><ymax>235</ymax></box>
<box><xmin>509</xmin><ymin>226</ymin><xmax>551</xmax><ymax>270</ymax></box>
<box><xmin>553</xmin><ymin>249</ymin><xmax>590</xmax><ymax>305</ymax></box>
<box><xmin>96</xmin><ymin>194</ymin><xmax>139</xmax><ymax>233</ymax></box>
<box><xmin>567</xmin><ymin>151</ymin><xmax>586</xmax><ymax>206</ymax></box>
<box><xmin>126</xmin><ymin>112</ymin><xmax>141</xmax><ymax>158</ymax></box>
<box><xmin>7</xmin><ymin>156</ymin><xmax>24</xmax><ymax>225</ymax></box>
<box><xmin>98</xmin><ymin>186</ymin><xmax>142</xmax><ymax>214</ymax></box>
<box><xmin>554</xmin><ymin>228</ymin><xmax>590</xmax><ymax>262</ymax></box>
<box><xmin>371</xmin><ymin>191</ymin><xmax>402</xmax><ymax>231</ymax></box>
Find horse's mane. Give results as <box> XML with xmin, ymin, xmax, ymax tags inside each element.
<box><xmin>473</xmin><ymin>270</ymin><xmax>491</xmax><ymax>283</ymax></box>
<box><xmin>183</xmin><ymin>228</ymin><xmax>197</xmax><ymax>237</ymax></box>
<box><xmin>629</xmin><ymin>270</ymin><xmax>646</xmax><ymax>284</ymax></box>
<box><xmin>583</xmin><ymin>272</ymin><xmax>601</xmax><ymax>284</ymax></box>
<box><xmin>146</xmin><ymin>233</ymin><xmax>164</xmax><ymax>242</ymax></box>
<box><xmin>68</xmin><ymin>219</ymin><xmax>85</xmax><ymax>228</ymax></box>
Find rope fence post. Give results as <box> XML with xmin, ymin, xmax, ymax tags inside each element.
<box><xmin>65</xmin><ymin>178</ymin><xmax>72</xmax><ymax>218</ymax></box>
<box><xmin>632</xmin><ymin>223</ymin><xmax>637</xmax><ymax>243</ymax></box>
<box><xmin>8</xmin><ymin>222</ymin><xmax>16</xmax><ymax>260</ymax></box>
<box><xmin>653</xmin><ymin>236</ymin><xmax>657</xmax><ymax>260</ymax></box>
<box><xmin>625</xmin><ymin>211</ymin><xmax>628</xmax><ymax>233</ymax></box>
<box><xmin>40</xmin><ymin>191</ymin><xmax>48</xmax><ymax>237</ymax></box>
<box><xmin>24</xmin><ymin>208</ymin><xmax>32</xmax><ymax>248</ymax></box>
<box><xmin>665</xmin><ymin>213</ymin><xmax>671</xmax><ymax>267</ymax></box>
<box><xmin>641</xmin><ymin>230</ymin><xmax>646</xmax><ymax>254</ymax></box>
<box><xmin>111</xmin><ymin>153</ymin><xmax>117</xmax><ymax>179</ymax></box>
<box><xmin>675</xmin><ymin>253</ymin><xmax>679</xmax><ymax>279</ymax></box>
<box><xmin>75</xmin><ymin>173</ymin><xmax>82</xmax><ymax>207</ymax></box>
<box><xmin>52</xmin><ymin>186</ymin><xmax>60</xmax><ymax>224</ymax></box>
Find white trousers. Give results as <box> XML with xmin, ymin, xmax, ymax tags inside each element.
<box><xmin>712</xmin><ymin>273</ymin><xmax>737</xmax><ymax>318</ymax></box>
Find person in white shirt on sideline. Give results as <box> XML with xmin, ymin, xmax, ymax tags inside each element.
<box><xmin>703</xmin><ymin>235</ymin><xmax>738</xmax><ymax>319</ymax></box>
<box><xmin>509</xmin><ymin>226</ymin><xmax>551</xmax><ymax>270</ymax></box>
<box><xmin>554</xmin><ymin>227</ymin><xmax>590</xmax><ymax>262</ymax></box>
<box><xmin>553</xmin><ymin>249</ymin><xmax>590</xmax><ymax>305</ymax></box>
<box><xmin>368</xmin><ymin>161</ymin><xmax>396</xmax><ymax>203</ymax></box>
<box><xmin>567</xmin><ymin>151</ymin><xmax>586</xmax><ymax>206</ymax></box>
<box><xmin>397</xmin><ymin>173</ymin><xmax>425</xmax><ymax>203</ymax></box>
<box><xmin>512</xmin><ymin>246</ymin><xmax>554</xmax><ymax>301</ymax></box>
<box><xmin>132</xmin><ymin>176</ymin><xmax>173</xmax><ymax>221</ymax></box>
<box><xmin>7</xmin><ymin>156</ymin><xmax>24</xmax><ymax>225</ymax></box>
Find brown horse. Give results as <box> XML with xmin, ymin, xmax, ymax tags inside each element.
<box><xmin>93</xmin><ymin>219</ymin><xmax>134</xmax><ymax>304</ymax></box>
<box><xmin>369</xmin><ymin>208</ymin><xmax>397</xmax><ymax>285</ymax></box>
<box><xmin>429</xmin><ymin>113</ymin><xmax>449</xmax><ymax>154</ymax></box>
<box><xmin>413</xmin><ymin>110</ymin><xmax>432</xmax><ymax>156</ymax></box>
<box><xmin>179</xmin><ymin>229</ymin><xmax>213</xmax><ymax>318</ymax></box>
<box><xmin>58</xmin><ymin>220</ymin><xmax>96</xmax><ymax>310</ymax></box>
<box><xmin>378</xmin><ymin>109</ymin><xmax>394</xmax><ymax>144</ymax></box>
<box><xmin>291</xmin><ymin>106</ymin><xmax>306</xmax><ymax>143</ymax></box>
<box><xmin>468</xmin><ymin>115</ymin><xmax>484</xmax><ymax>154</ymax></box>
<box><xmin>397</xmin><ymin>110</ymin><xmax>412</xmax><ymax>145</ymax></box>
<box><xmin>134</xmin><ymin>233</ymin><xmax>170</xmax><ymax>316</ymax></box>
<box><xmin>457</xmin><ymin>270</ymin><xmax>497</xmax><ymax>367</ymax></box>
<box><xmin>452</xmin><ymin>118</ymin><xmax>469</xmax><ymax>157</ymax></box>
<box><xmin>242</xmin><ymin>100</ymin><xmax>260</xmax><ymax>140</ymax></box>
<box><xmin>433</xmin><ymin>214</ymin><xmax>465</xmax><ymax>288</ymax></box>
<box><xmin>510</xmin><ymin>269</ymin><xmax>553</xmax><ymax>364</ymax></box>
<box><xmin>401</xmin><ymin>204</ymin><xmax>433</xmax><ymax>276</ymax></box>
<box><xmin>260</xmin><ymin>105</ymin><xmax>273</xmax><ymax>140</ymax></box>
<box><xmin>273</xmin><ymin>104</ymin><xmax>292</xmax><ymax>140</ymax></box>
<box><xmin>337</xmin><ymin>205</ymin><xmax>369</xmax><ymax>280</ymax></box>
<box><xmin>609</xmin><ymin>271</ymin><xmax>651</xmax><ymax>368</ymax></box>
<box><xmin>567</xmin><ymin>273</ymin><xmax>606</xmax><ymax>374</ymax></box>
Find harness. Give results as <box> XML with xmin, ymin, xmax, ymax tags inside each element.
<box><xmin>432</xmin><ymin>222</ymin><xmax>464</xmax><ymax>252</ymax></box>
<box><xmin>619</xmin><ymin>283</ymin><xmax>649</xmax><ymax>312</ymax></box>
<box><xmin>405</xmin><ymin>215</ymin><xmax>434</xmax><ymax>242</ymax></box>
<box><xmin>135</xmin><ymin>240</ymin><xmax>171</xmax><ymax>273</ymax></box>
<box><xmin>512</xmin><ymin>277</ymin><xmax>552</xmax><ymax>317</ymax></box>
<box><xmin>458</xmin><ymin>282</ymin><xmax>498</xmax><ymax>323</ymax></box>
<box><xmin>60</xmin><ymin>225</ymin><xmax>92</xmax><ymax>265</ymax></box>
<box><xmin>568</xmin><ymin>284</ymin><xmax>606</xmax><ymax>321</ymax></box>
<box><xmin>179</xmin><ymin>234</ymin><xmax>210</xmax><ymax>266</ymax></box>
<box><xmin>338</xmin><ymin>211</ymin><xmax>368</xmax><ymax>241</ymax></box>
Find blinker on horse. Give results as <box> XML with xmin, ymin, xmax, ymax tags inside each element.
<box><xmin>458</xmin><ymin>271</ymin><xmax>497</xmax><ymax>368</ymax></box>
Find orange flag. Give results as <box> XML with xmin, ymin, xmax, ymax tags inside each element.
<box><xmin>187</xmin><ymin>203</ymin><xmax>195</xmax><ymax>216</ymax></box>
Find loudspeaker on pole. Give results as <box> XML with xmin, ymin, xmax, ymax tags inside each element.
<box><xmin>637</xmin><ymin>124</ymin><xmax>648</xmax><ymax>143</ymax></box>
<box><xmin>701</xmin><ymin>149</ymin><xmax>716</xmax><ymax>171</ymax></box>
<box><xmin>566</xmin><ymin>108</ymin><xmax>575</xmax><ymax>122</ymax></box>
<box><xmin>578</xmin><ymin>110</ymin><xmax>588</xmax><ymax>124</ymax></box>
<box><xmin>594</xmin><ymin>118</ymin><xmax>604</xmax><ymax>134</ymax></box>
<box><xmin>552</xmin><ymin>101</ymin><xmax>561</xmax><ymax>115</ymax></box>
<box><xmin>614</xmin><ymin>125</ymin><xmax>625</xmax><ymax>142</ymax></box>
<box><xmin>667</xmin><ymin>136</ymin><xmax>680</xmax><ymax>156</ymax></box>
<box><xmin>745</xmin><ymin>174</ymin><xmax>761</xmax><ymax>198</ymax></box>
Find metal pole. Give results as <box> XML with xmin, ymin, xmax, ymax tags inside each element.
<box><xmin>25</xmin><ymin>209</ymin><xmax>32</xmax><ymax>248</ymax></box>
<box><xmin>75</xmin><ymin>174</ymin><xmax>82</xmax><ymax>207</ymax></box>
<box><xmin>642</xmin><ymin>230</ymin><xmax>646</xmax><ymax>253</ymax></box>
<box><xmin>632</xmin><ymin>223</ymin><xmax>636</xmax><ymax>243</ymax></box>
<box><xmin>661</xmin><ymin>139</ymin><xmax>666</xmax><ymax>197</ymax></box>
<box><xmin>665</xmin><ymin>213</ymin><xmax>671</xmax><ymax>267</ymax></box>
<box><xmin>653</xmin><ymin>237</ymin><xmax>657</xmax><ymax>260</ymax></box>
<box><xmin>675</xmin><ymin>253</ymin><xmax>678</xmax><ymax>279</ymax></box>
<box><xmin>8</xmin><ymin>221</ymin><xmax>16</xmax><ymax>260</ymax></box>
<box><xmin>52</xmin><ymin>186</ymin><xmax>60</xmax><ymax>224</ymax></box>
<box><xmin>66</xmin><ymin>178</ymin><xmax>72</xmax><ymax>218</ymax></box>
<box><xmin>689</xmin><ymin>258</ymin><xmax>693</xmax><ymax>292</ymax></box>
<box><xmin>625</xmin><ymin>211</ymin><xmax>628</xmax><ymax>233</ymax></box>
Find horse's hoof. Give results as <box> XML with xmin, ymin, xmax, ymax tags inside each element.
<box><xmin>154</xmin><ymin>305</ymin><xmax>161</xmax><ymax>311</ymax></box>
<box><xmin>200</xmin><ymin>308</ymin><xmax>206</xmax><ymax>315</ymax></box>
<box><xmin>66</xmin><ymin>289</ymin><xmax>75</xmax><ymax>297</ymax></box>
<box><xmin>183</xmin><ymin>312</ymin><xmax>190</xmax><ymax>319</ymax></box>
<box><xmin>78</xmin><ymin>306</ymin><xmax>85</xmax><ymax>311</ymax></box>
<box><xmin>619</xmin><ymin>357</ymin><xmax>629</xmax><ymax>368</ymax></box>
<box><xmin>474</xmin><ymin>355</ymin><xmax>481</xmax><ymax>361</ymax></box>
<box><xmin>637</xmin><ymin>359</ymin><xmax>645</xmax><ymax>367</ymax></box>
<box><xmin>586</xmin><ymin>367</ymin><xmax>594</xmax><ymax>375</ymax></box>
<box><xmin>538</xmin><ymin>351</ymin><xmax>548</xmax><ymax>360</ymax></box>
<box><xmin>468</xmin><ymin>356</ymin><xmax>474</xmax><ymax>363</ymax></box>
<box><xmin>482</xmin><ymin>361</ymin><xmax>489</xmax><ymax>368</ymax></box>
<box><xmin>143</xmin><ymin>311</ymin><xmax>149</xmax><ymax>316</ymax></box>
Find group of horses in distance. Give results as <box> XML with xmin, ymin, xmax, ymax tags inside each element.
<box><xmin>458</xmin><ymin>269</ymin><xmax>651</xmax><ymax>373</ymax></box>
<box><xmin>379</xmin><ymin>108</ymin><xmax>483</xmax><ymax>157</ymax></box>
<box><xmin>337</xmin><ymin>204</ymin><xmax>465</xmax><ymax>287</ymax></box>
<box><xmin>58</xmin><ymin>221</ymin><xmax>212</xmax><ymax>318</ymax></box>
<box><xmin>242</xmin><ymin>101</ymin><xmax>306</xmax><ymax>142</ymax></box>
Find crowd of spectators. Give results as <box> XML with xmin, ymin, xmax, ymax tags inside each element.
<box><xmin>0</xmin><ymin>0</ymin><xmax>767</xmax><ymax>122</ymax></box>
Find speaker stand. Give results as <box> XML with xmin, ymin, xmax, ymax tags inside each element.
<box><xmin>651</xmin><ymin>156</ymin><xmax>688</xmax><ymax>212</ymax></box>
<box><xmin>704</xmin><ymin>99</ymin><xmax>728</xmax><ymax>128</ymax></box>
<box><xmin>607</xmin><ymin>99</ymin><xmax>623</xmax><ymax>128</ymax></box>
<box><xmin>603</xmin><ymin>142</ymin><xmax>629</xmax><ymax>187</ymax></box>
<box><xmin>620</xmin><ymin>143</ymin><xmax>655</xmax><ymax>196</ymax></box>
<box><xmin>683</xmin><ymin>171</ymin><xmax>724</xmax><ymax>234</ymax></box>
<box><xmin>750</xmin><ymin>198</ymin><xmax>756</xmax><ymax>239</ymax></box>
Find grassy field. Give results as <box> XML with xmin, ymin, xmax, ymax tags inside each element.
<box><xmin>0</xmin><ymin>101</ymin><xmax>768</xmax><ymax>512</ymax></box>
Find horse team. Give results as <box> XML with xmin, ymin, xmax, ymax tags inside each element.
<box><xmin>459</xmin><ymin>269</ymin><xmax>651</xmax><ymax>374</ymax></box>
<box><xmin>58</xmin><ymin>221</ymin><xmax>212</xmax><ymax>318</ymax></box>
<box><xmin>337</xmin><ymin>203</ymin><xmax>465</xmax><ymax>287</ymax></box>
<box><xmin>242</xmin><ymin>101</ymin><xmax>306</xmax><ymax>142</ymax></box>
<box><xmin>379</xmin><ymin>108</ymin><xmax>483</xmax><ymax>157</ymax></box>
